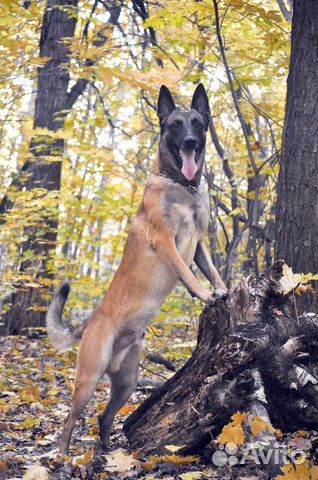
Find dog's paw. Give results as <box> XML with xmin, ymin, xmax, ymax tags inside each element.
<box><xmin>207</xmin><ymin>289</ymin><xmax>228</xmax><ymax>306</ymax></box>
<box><xmin>214</xmin><ymin>288</ymin><xmax>228</xmax><ymax>300</ymax></box>
<box><xmin>95</xmin><ymin>440</ymin><xmax>110</xmax><ymax>455</ymax></box>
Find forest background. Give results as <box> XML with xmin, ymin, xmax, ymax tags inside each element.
<box><xmin>0</xmin><ymin>0</ymin><xmax>317</xmax><ymax>354</ymax></box>
<box><xmin>1</xmin><ymin>0</ymin><xmax>318</xmax><ymax>478</ymax></box>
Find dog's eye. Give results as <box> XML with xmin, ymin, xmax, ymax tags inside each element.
<box><xmin>172</xmin><ymin>120</ymin><xmax>182</xmax><ymax>129</ymax></box>
<box><xmin>193</xmin><ymin>120</ymin><xmax>203</xmax><ymax>130</ymax></box>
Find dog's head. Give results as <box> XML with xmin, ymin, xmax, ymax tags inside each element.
<box><xmin>157</xmin><ymin>84</ymin><xmax>210</xmax><ymax>188</ymax></box>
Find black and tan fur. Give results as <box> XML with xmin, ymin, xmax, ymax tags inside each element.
<box><xmin>47</xmin><ymin>84</ymin><xmax>227</xmax><ymax>454</ymax></box>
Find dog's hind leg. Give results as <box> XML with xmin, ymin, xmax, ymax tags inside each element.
<box><xmin>98</xmin><ymin>336</ymin><xmax>142</xmax><ymax>449</ymax></box>
<box><xmin>59</xmin><ymin>324</ymin><xmax>115</xmax><ymax>455</ymax></box>
<box><xmin>60</xmin><ymin>375</ymin><xmax>101</xmax><ymax>454</ymax></box>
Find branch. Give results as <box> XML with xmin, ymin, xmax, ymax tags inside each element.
<box><xmin>82</xmin><ymin>0</ymin><xmax>99</xmax><ymax>40</ymax></box>
<box><xmin>208</xmin><ymin>116</ymin><xmax>248</xmax><ymax>282</ymax></box>
<box><xmin>212</xmin><ymin>0</ymin><xmax>261</xmax><ymax>228</ymax></box>
<box><xmin>209</xmin><ymin>118</ymin><xmax>241</xmax><ymax>236</ymax></box>
<box><xmin>145</xmin><ymin>352</ymin><xmax>176</xmax><ymax>372</ymax></box>
<box><xmin>131</xmin><ymin>0</ymin><xmax>164</xmax><ymax>67</ymax></box>
<box><xmin>65</xmin><ymin>0</ymin><xmax>122</xmax><ymax>111</ymax></box>
<box><xmin>276</xmin><ymin>0</ymin><xmax>293</xmax><ymax>22</ymax></box>
<box><xmin>213</xmin><ymin>0</ymin><xmax>257</xmax><ymax>174</ymax></box>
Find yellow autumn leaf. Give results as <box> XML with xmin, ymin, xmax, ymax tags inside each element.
<box><xmin>229</xmin><ymin>207</ymin><xmax>242</xmax><ymax>217</ymax></box>
<box><xmin>164</xmin><ymin>444</ymin><xmax>186</xmax><ymax>453</ymax></box>
<box><xmin>0</xmin><ymin>400</ymin><xmax>10</xmax><ymax>413</ymax></box>
<box><xmin>117</xmin><ymin>404</ymin><xmax>139</xmax><ymax>416</ymax></box>
<box><xmin>228</xmin><ymin>0</ymin><xmax>244</xmax><ymax>8</ymax></box>
<box><xmin>47</xmin><ymin>388</ymin><xmax>60</xmax><ymax>396</ymax></box>
<box><xmin>219</xmin><ymin>423</ymin><xmax>245</xmax><ymax>446</ymax></box>
<box><xmin>143</xmin><ymin>456</ymin><xmax>161</xmax><ymax>471</ymax></box>
<box><xmin>278</xmin><ymin>264</ymin><xmax>302</xmax><ymax>295</ymax></box>
<box><xmin>162</xmin><ymin>454</ymin><xmax>199</xmax><ymax>465</ymax></box>
<box><xmin>231</xmin><ymin>412</ymin><xmax>249</xmax><ymax>425</ymax></box>
<box><xmin>218</xmin><ymin>411</ymin><xmax>249</xmax><ymax>446</ymax></box>
<box><xmin>20</xmin><ymin>386</ymin><xmax>41</xmax><ymax>403</ymax></box>
<box><xmin>275</xmin><ymin>460</ymin><xmax>318</xmax><ymax>480</ymax></box>
<box><xmin>300</xmin><ymin>272</ymin><xmax>318</xmax><ymax>283</ymax></box>
<box><xmin>19</xmin><ymin>416</ymin><xmax>41</xmax><ymax>430</ymax></box>
<box><xmin>297</xmin><ymin>431</ymin><xmax>309</xmax><ymax>437</ymax></box>
<box><xmin>250</xmin><ymin>416</ymin><xmax>281</xmax><ymax>437</ymax></box>
<box><xmin>295</xmin><ymin>284</ymin><xmax>315</xmax><ymax>295</ymax></box>
<box><xmin>75</xmin><ymin>447</ymin><xmax>95</xmax><ymax>465</ymax></box>
<box><xmin>143</xmin><ymin>454</ymin><xmax>198</xmax><ymax>471</ymax></box>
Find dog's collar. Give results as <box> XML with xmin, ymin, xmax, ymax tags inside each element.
<box><xmin>153</xmin><ymin>173</ymin><xmax>198</xmax><ymax>193</ymax></box>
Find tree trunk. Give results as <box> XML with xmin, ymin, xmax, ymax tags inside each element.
<box><xmin>0</xmin><ymin>0</ymin><xmax>121</xmax><ymax>335</ymax></box>
<box><xmin>124</xmin><ymin>261</ymin><xmax>318</xmax><ymax>457</ymax></box>
<box><xmin>0</xmin><ymin>0</ymin><xmax>78</xmax><ymax>334</ymax></box>
<box><xmin>275</xmin><ymin>0</ymin><xmax>318</xmax><ymax>313</ymax></box>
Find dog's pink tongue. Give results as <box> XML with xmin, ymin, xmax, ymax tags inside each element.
<box><xmin>180</xmin><ymin>149</ymin><xmax>197</xmax><ymax>181</ymax></box>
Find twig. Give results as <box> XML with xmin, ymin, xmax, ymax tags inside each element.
<box><xmin>292</xmin><ymin>288</ymin><xmax>300</xmax><ymax>325</ymax></box>
<box><xmin>276</xmin><ymin>0</ymin><xmax>293</xmax><ymax>22</ymax></box>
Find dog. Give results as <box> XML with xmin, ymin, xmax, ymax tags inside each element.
<box><xmin>46</xmin><ymin>84</ymin><xmax>227</xmax><ymax>454</ymax></box>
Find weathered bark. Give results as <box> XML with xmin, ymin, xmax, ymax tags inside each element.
<box><xmin>275</xmin><ymin>0</ymin><xmax>318</xmax><ymax>313</ymax></box>
<box><xmin>124</xmin><ymin>261</ymin><xmax>318</xmax><ymax>456</ymax></box>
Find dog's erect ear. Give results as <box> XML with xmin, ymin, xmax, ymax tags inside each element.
<box><xmin>191</xmin><ymin>84</ymin><xmax>210</xmax><ymax>129</ymax></box>
<box><xmin>157</xmin><ymin>85</ymin><xmax>176</xmax><ymax>124</ymax></box>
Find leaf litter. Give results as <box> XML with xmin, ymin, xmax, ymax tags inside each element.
<box><xmin>1</xmin><ymin>335</ymin><xmax>317</xmax><ymax>479</ymax></box>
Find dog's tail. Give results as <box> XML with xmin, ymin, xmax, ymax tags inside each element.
<box><xmin>46</xmin><ymin>283</ymin><xmax>87</xmax><ymax>351</ymax></box>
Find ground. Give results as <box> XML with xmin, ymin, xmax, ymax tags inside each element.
<box><xmin>0</xmin><ymin>334</ymin><xmax>317</xmax><ymax>480</ymax></box>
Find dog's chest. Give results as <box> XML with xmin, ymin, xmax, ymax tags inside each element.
<box><xmin>164</xmin><ymin>186</ymin><xmax>209</xmax><ymax>260</ymax></box>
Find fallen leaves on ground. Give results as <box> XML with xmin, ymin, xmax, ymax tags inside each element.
<box><xmin>104</xmin><ymin>448</ymin><xmax>139</xmax><ymax>472</ymax></box>
<box><xmin>275</xmin><ymin>459</ymin><xmax>318</xmax><ymax>480</ymax></box>
<box><xmin>118</xmin><ymin>404</ymin><xmax>140</xmax><ymax>416</ymax></box>
<box><xmin>23</xmin><ymin>464</ymin><xmax>50</xmax><ymax>480</ymax></box>
<box><xmin>250</xmin><ymin>416</ymin><xmax>282</xmax><ymax>438</ymax></box>
<box><xmin>143</xmin><ymin>454</ymin><xmax>199</xmax><ymax>471</ymax></box>
<box><xmin>1</xmin><ymin>336</ymin><xmax>318</xmax><ymax>479</ymax></box>
<box><xmin>0</xmin><ymin>335</ymin><xmax>145</xmax><ymax>478</ymax></box>
<box><xmin>218</xmin><ymin>412</ymin><xmax>249</xmax><ymax>446</ymax></box>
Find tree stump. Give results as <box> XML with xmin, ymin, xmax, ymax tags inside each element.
<box><xmin>124</xmin><ymin>261</ymin><xmax>318</xmax><ymax>455</ymax></box>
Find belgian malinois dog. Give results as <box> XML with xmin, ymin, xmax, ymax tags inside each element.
<box><xmin>47</xmin><ymin>84</ymin><xmax>227</xmax><ymax>454</ymax></box>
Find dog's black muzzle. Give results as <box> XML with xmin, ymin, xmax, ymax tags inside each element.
<box><xmin>182</xmin><ymin>136</ymin><xmax>199</xmax><ymax>151</ymax></box>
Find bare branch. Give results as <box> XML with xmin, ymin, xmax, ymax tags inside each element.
<box><xmin>276</xmin><ymin>0</ymin><xmax>293</xmax><ymax>22</ymax></box>
<box><xmin>132</xmin><ymin>0</ymin><xmax>163</xmax><ymax>67</ymax></box>
<box><xmin>213</xmin><ymin>0</ymin><xmax>262</xmax><ymax>231</ymax></box>
<box><xmin>65</xmin><ymin>0</ymin><xmax>122</xmax><ymax>111</ymax></box>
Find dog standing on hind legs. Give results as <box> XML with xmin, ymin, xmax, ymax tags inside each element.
<box><xmin>46</xmin><ymin>84</ymin><xmax>227</xmax><ymax>454</ymax></box>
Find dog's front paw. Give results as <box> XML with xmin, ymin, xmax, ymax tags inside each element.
<box><xmin>214</xmin><ymin>288</ymin><xmax>228</xmax><ymax>300</ymax></box>
<box><xmin>207</xmin><ymin>289</ymin><xmax>228</xmax><ymax>306</ymax></box>
<box><xmin>95</xmin><ymin>439</ymin><xmax>110</xmax><ymax>454</ymax></box>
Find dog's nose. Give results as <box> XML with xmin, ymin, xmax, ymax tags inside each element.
<box><xmin>183</xmin><ymin>137</ymin><xmax>198</xmax><ymax>150</ymax></box>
